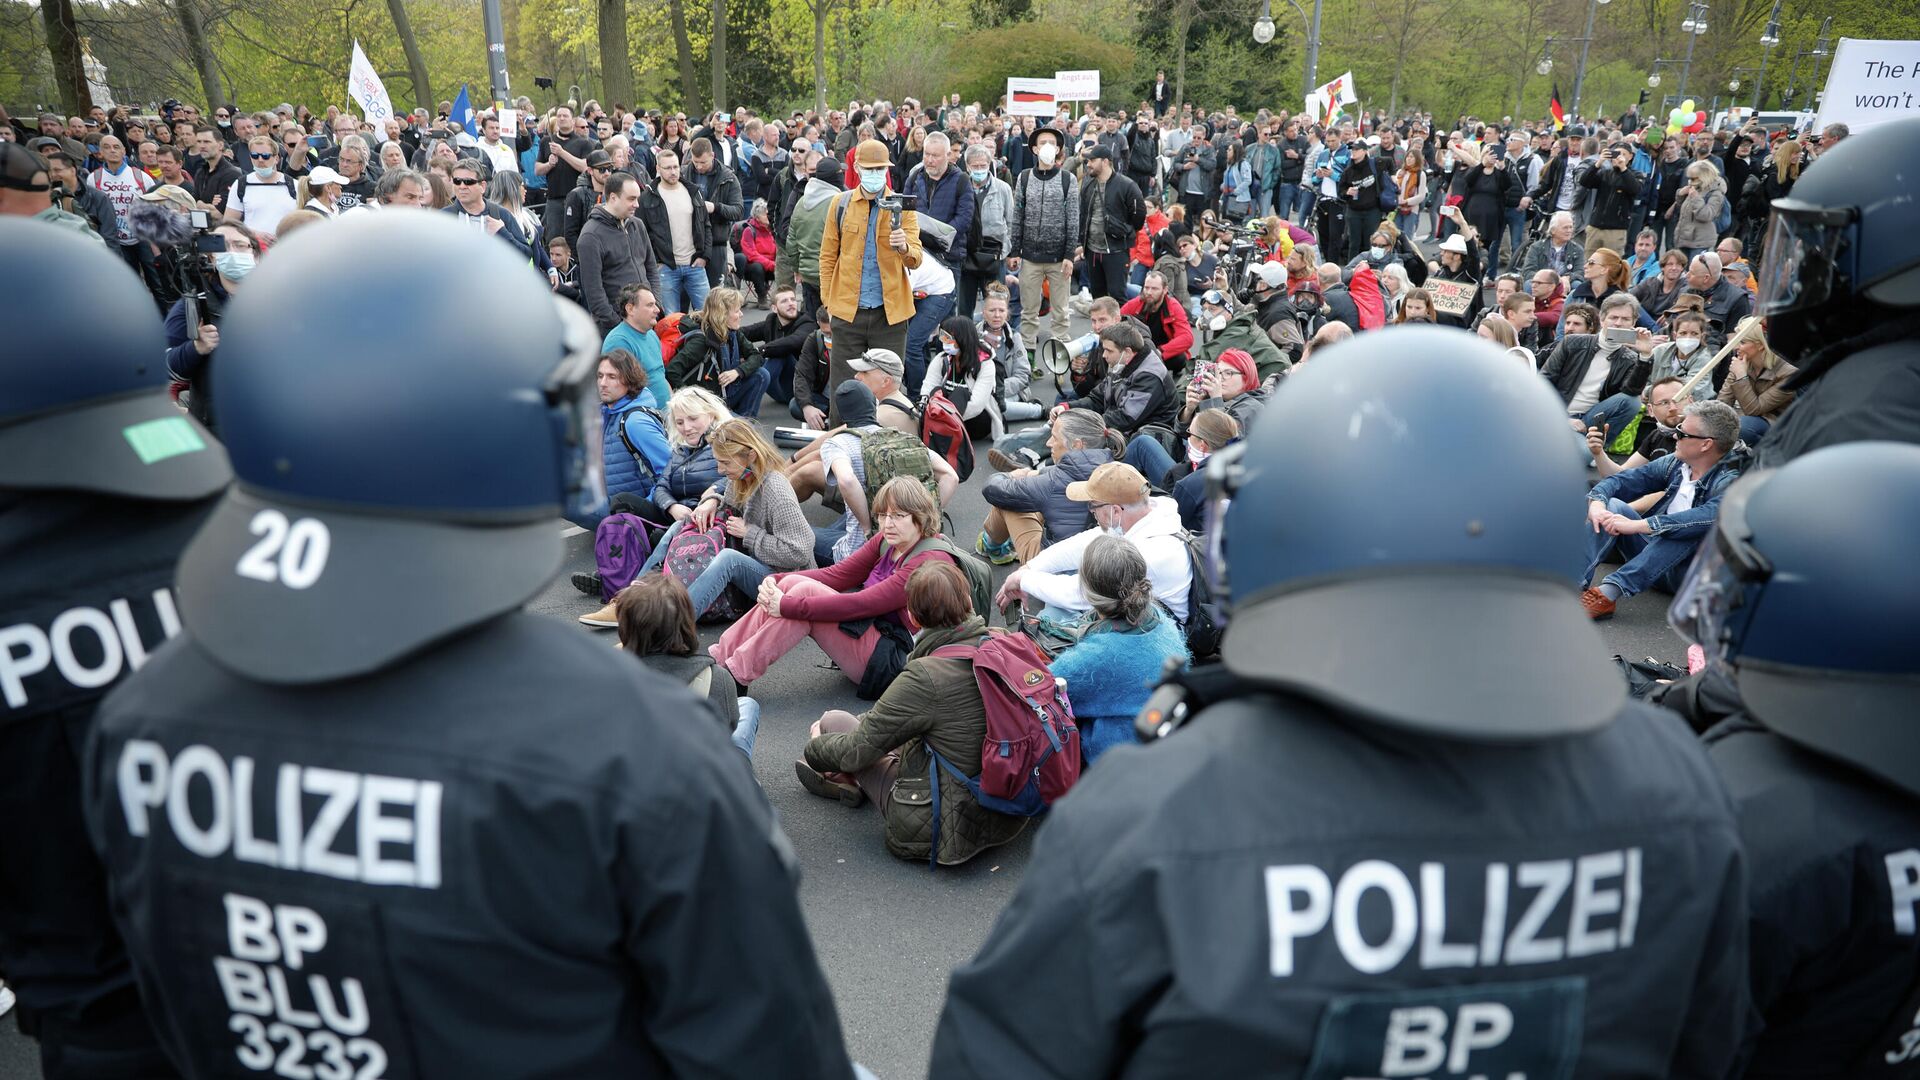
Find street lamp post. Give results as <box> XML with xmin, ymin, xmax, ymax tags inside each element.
<box><xmin>1755</xmin><ymin>0</ymin><xmax>1783</xmax><ymax>111</ymax></box>
<box><xmin>1256</xmin><ymin>0</ymin><xmax>1323</xmax><ymax>100</ymax></box>
<box><xmin>1782</xmin><ymin>17</ymin><xmax>1834</xmax><ymax>111</ymax></box>
<box><xmin>1569</xmin><ymin>0</ymin><xmax>1612</xmax><ymax>121</ymax></box>
<box><xmin>1678</xmin><ymin>1</ymin><xmax>1709</xmax><ymax>101</ymax></box>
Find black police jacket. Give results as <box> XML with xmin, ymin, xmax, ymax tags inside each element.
<box><xmin>2</xmin><ymin>491</ymin><xmax>210</xmax><ymax>1048</ymax></box>
<box><xmin>1753</xmin><ymin>338</ymin><xmax>1920</xmax><ymax>469</ymax></box>
<box><xmin>1705</xmin><ymin>714</ymin><xmax>1920</xmax><ymax>1077</ymax></box>
<box><xmin>83</xmin><ymin>611</ymin><xmax>855</xmax><ymax>1079</ymax></box>
<box><xmin>931</xmin><ymin>690</ymin><xmax>1749</xmax><ymax>1078</ymax></box>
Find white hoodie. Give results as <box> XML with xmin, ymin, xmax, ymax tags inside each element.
<box><xmin>1021</xmin><ymin>496</ymin><xmax>1191</xmax><ymax>620</ymax></box>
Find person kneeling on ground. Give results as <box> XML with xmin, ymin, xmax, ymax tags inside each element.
<box><xmin>1580</xmin><ymin>400</ymin><xmax>1743</xmax><ymax>620</ymax></box>
<box><xmin>977</xmin><ymin>408</ymin><xmax>1127</xmax><ymax>565</ymax></box>
<box><xmin>617</xmin><ymin>575</ymin><xmax>758</xmax><ymax>758</ymax></box>
<box><xmin>995</xmin><ymin>462</ymin><xmax>1191</xmax><ymax>623</ymax></box>
<box><xmin>1045</xmin><ymin>535</ymin><xmax>1189</xmax><ymax>765</ymax></box>
<box><xmin>795</xmin><ymin>561</ymin><xmax>1029</xmax><ymax>866</ymax></box>
<box><xmin>711</xmin><ymin>476</ymin><xmax>967</xmax><ymax>699</ymax></box>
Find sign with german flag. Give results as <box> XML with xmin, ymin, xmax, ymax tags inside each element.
<box><xmin>1008</xmin><ymin>77</ymin><xmax>1058</xmax><ymax>117</ymax></box>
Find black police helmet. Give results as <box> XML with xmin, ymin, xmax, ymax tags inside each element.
<box><xmin>0</xmin><ymin>218</ymin><xmax>231</xmax><ymax>500</ymax></box>
<box><xmin>1757</xmin><ymin>116</ymin><xmax>1920</xmax><ymax>358</ymax></box>
<box><xmin>175</xmin><ymin>212</ymin><xmax>605</xmax><ymax>685</ymax></box>
<box><xmin>1669</xmin><ymin>441</ymin><xmax>1920</xmax><ymax>795</ymax></box>
<box><xmin>1214</xmin><ymin>326</ymin><xmax>1621</xmax><ymax>740</ymax></box>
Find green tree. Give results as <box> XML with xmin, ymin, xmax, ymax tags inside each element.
<box><xmin>946</xmin><ymin>22</ymin><xmax>1135</xmax><ymax>109</ymax></box>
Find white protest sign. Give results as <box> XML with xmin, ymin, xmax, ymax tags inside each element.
<box><xmin>1428</xmin><ymin>278</ymin><xmax>1478</xmax><ymax>318</ymax></box>
<box><xmin>498</xmin><ymin>108</ymin><xmax>517</xmax><ymax>135</ymax></box>
<box><xmin>1055</xmin><ymin>70</ymin><xmax>1102</xmax><ymax>102</ymax></box>
<box><xmin>1816</xmin><ymin>38</ymin><xmax>1920</xmax><ymax>133</ymax></box>
<box><xmin>348</xmin><ymin>41</ymin><xmax>396</xmax><ymax>133</ymax></box>
<box><xmin>1008</xmin><ymin>77</ymin><xmax>1058</xmax><ymax>117</ymax></box>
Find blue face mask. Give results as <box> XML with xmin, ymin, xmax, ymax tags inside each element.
<box><xmin>860</xmin><ymin>168</ymin><xmax>887</xmax><ymax>194</ymax></box>
<box><xmin>215</xmin><ymin>251</ymin><xmax>255</xmax><ymax>281</ymax></box>
<box><xmin>968</xmin><ymin>168</ymin><xmax>989</xmax><ymax>183</ymax></box>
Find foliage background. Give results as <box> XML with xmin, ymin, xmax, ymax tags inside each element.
<box><xmin>1</xmin><ymin>0</ymin><xmax>1909</xmax><ymax>126</ymax></box>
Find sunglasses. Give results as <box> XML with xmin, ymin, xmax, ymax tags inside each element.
<box><xmin>249</xmin><ymin>152</ymin><xmax>275</xmax><ymax>160</ymax></box>
<box><xmin>450</xmin><ymin>177</ymin><xmax>482</xmax><ymax>186</ymax></box>
<box><xmin>1673</xmin><ymin>429</ymin><xmax>1713</xmax><ymax>442</ymax></box>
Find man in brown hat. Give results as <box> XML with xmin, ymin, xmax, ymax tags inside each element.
<box><xmin>818</xmin><ymin>137</ymin><xmax>923</xmax><ymax>422</ymax></box>
<box><xmin>992</xmin><ymin>461</ymin><xmax>1193</xmax><ymax>621</ymax></box>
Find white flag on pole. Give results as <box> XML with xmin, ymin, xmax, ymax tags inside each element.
<box><xmin>348</xmin><ymin>41</ymin><xmax>396</xmax><ymax>135</ymax></box>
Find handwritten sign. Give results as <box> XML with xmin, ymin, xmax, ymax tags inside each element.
<box><xmin>1428</xmin><ymin>278</ymin><xmax>1478</xmax><ymax>317</ymax></box>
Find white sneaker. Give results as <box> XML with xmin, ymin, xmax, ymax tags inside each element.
<box><xmin>0</xmin><ymin>980</ymin><xmax>14</xmax><ymax>1018</ymax></box>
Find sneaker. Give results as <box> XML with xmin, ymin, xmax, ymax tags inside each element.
<box><xmin>1068</xmin><ymin>295</ymin><xmax>1094</xmax><ymax>318</ymax></box>
<box><xmin>570</xmin><ymin>571</ymin><xmax>603</xmax><ymax>597</ymax></box>
<box><xmin>975</xmin><ymin>531</ymin><xmax>1018</xmax><ymax>566</ymax></box>
<box><xmin>578</xmin><ymin>600</ymin><xmax>619</xmax><ymax>628</ymax></box>
<box><xmin>0</xmin><ymin>980</ymin><xmax>13</xmax><ymax>1019</ymax></box>
<box><xmin>1579</xmin><ymin>588</ymin><xmax>1617</xmax><ymax>621</ymax></box>
<box><xmin>795</xmin><ymin>760</ymin><xmax>865</xmax><ymax>806</ymax></box>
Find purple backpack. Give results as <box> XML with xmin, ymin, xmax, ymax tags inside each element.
<box><xmin>663</xmin><ymin>514</ymin><xmax>749</xmax><ymax>621</ymax></box>
<box><xmin>593</xmin><ymin>513</ymin><xmax>657</xmax><ymax>601</ymax></box>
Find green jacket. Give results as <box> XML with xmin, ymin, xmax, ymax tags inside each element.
<box><xmin>34</xmin><ymin>206</ymin><xmax>105</xmax><ymax>244</ymax></box>
<box><xmin>1197</xmin><ymin>308</ymin><xmax>1290</xmax><ymax>383</ymax></box>
<box><xmin>786</xmin><ymin>177</ymin><xmax>839</xmax><ymax>287</ymax></box>
<box><xmin>803</xmin><ymin>617</ymin><xmax>1028</xmax><ymax>866</ymax></box>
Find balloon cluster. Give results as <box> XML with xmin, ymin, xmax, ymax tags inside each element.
<box><xmin>1667</xmin><ymin>99</ymin><xmax>1707</xmax><ymax>135</ymax></box>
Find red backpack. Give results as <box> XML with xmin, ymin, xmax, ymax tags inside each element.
<box><xmin>924</xmin><ymin>630</ymin><xmax>1081</xmax><ymax>866</ymax></box>
<box><xmin>920</xmin><ymin>388</ymin><xmax>975</xmax><ymax>481</ymax></box>
<box><xmin>656</xmin><ymin>311</ymin><xmax>689</xmax><ymax>364</ymax></box>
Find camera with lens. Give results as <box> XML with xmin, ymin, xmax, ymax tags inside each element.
<box><xmin>876</xmin><ymin>194</ymin><xmax>919</xmax><ymax>214</ymax></box>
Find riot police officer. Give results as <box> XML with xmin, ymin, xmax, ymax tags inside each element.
<box><xmin>79</xmin><ymin>213</ymin><xmax>856</xmax><ymax>1078</ymax></box>
<box><xmin>0</xmin><ymin>219</ymin><xmax>228</xmax><ymax>1078</ymax></box>
<box><xmin>930</xmin><ymin>327</ymin><xmax>1749</xmax><ymax>1077</ymax></box>
<box><xmin>1670</xmin><ymin>441</ymin><xmax>1920</xmax><ymax>1075</ymax></box>
<box><xmin>1750</xmin><ymin>115</ymin><xmax>1920</xmax><ymax>467</ymax></box>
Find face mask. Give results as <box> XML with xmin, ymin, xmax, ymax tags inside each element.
<box><xmin>217</xmin><ymin>118</ymin><xmax>232</xmax><ymax>129</ymax></box>
<box><xmin>1675</xmin><ymin>337</ymin><xmax>1701</xmax><ymax>354</ymax></box>
<box><xmin>1370</xmin><ymin>245</ymin><xmax>1389</xmax><ymax>260</ymax></box>
<box><xmin>941</xmin><ymin>341</ymin><xmax>959</xmax><ymax>356</ymax></box>
<box><xmin>216</xmin><ymin>251</ymin><xmax>255</xmax><ymax>281</ymax></box>
<box><xmin>1035</xmin><ymin>144</ymin><xmax>1058</xmax><ymax>166</ymax></box>
<box><xmin>1208</xmin><ymin>314</ymin><xmax>1227</xmax><ymax>332</ymax></box>
<box><xmin>859</xmin><ymin>168</ymin><xmax>886</xmax><ymax>194</ymax></box>
<box><xmin>254</xmin><ymin>163</ymin><xmax>275</xmax><ymax>178</ymax></box>
<box><xmin>1105</xmin><ymin>520</ymin><xmax>1127</xmax><ymax>538</ymax></box>
<box><xmin>1186</xmin><ymin>442</ymin><xmax>1211</xmax><ymax>465</ymax></box>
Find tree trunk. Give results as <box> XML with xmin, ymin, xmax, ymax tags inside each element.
<box><xmin>710</xmin><ymin>0</ymin><xmax>727</xmax><ymax>117</ymax></box>
<box><xmin>811</xmin><ymin>0</ymin><xmax>829</xmax><ymax>114</ymax></box>
<box><xmin>1171</xmin><ymin>0</ymin><xmax>1193</xmax><ymax>110</ymax></box>
<box><xmin>668</xmin><ymin>0</ymin><xmax>700</xmax><ymax>116</ymax></box>
<box><xmin>173</xmin><ymin>0</ymin><xmax>228</xmax><ymax>114</ymax></box>
<box><xmin>387</xmin><ymin>0</ymin><xmax>434</xmax><ymax>112</ymax></box>
<box><xmin>597</xmin><ymin>0</ymin><xmax>632</xmax><ymax>112</ymax></box>
<box><xmin>39</xmin><ymin>0</ymin><xmax>88</xmax><ymax>118</ymax></box>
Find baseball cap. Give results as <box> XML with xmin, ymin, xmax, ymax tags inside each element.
<box><xmin>585</xmin><ymin>149</ymin><xmax>614</xmax><ymax>169</ymax></box>
<box><xmin>848</xmin><ymin>347</ymin><xmax>905</xmax><ymax>380</ymax></box>
<box><xmin>1083</xmin><ymin>144</ymin><xmax>1115</xmax><ymax>162</ymax></box>
<box><xmin>1065</xmin><ymin>462</ymin><xmax>1150</xmax><ymax>504</ymax></box>
<box><xmin>305</xmin><ymin>165</ymin><xmax>350</xmax><ymax>187</ymax></box>
<box><xmin>1252</xmin><ymin>261</ymin><xmax>1287</xmax><ymax>289</ymax></box>
<box><xmin>136</xmin><ymin>184</ymin><xmax>195</xmax><ymax>211</ymax></box>
<box><xmin>0</xmin><ymin>143</ymin><xmax>51</xmax><ymax>192</ymax></box>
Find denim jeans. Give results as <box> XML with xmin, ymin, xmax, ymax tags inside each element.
<box><xmin>789</xmin><ymin>391</ymin><xmax>829</xmax><ymax>422</ymax></box>
<box><xmin>732</xmin><ymin>697</ymin><xmax>760</xmax><ymax>758</ymax></box>
<box><xmin>762</xmin><ymin>353</ymin><xmax>795</xmax><ymax>406</ymax></box>
<box><xmin>1738</xmin><ymin>415</ymin><xmax>1770</xmax><ymax>445</ymax></box>
<box><xmin>1504</xmin><ymin>208</ymin><xmax>1528</xmax><ymax>269</ymax></box>
<box><xmin>1579</xmin><ymin>393</ymin><xmax>1643</xmax><ymax>448</ymax></box>
<box><xmin>1273</xmin><ymin>183</ymin><xmax>1306</xmax><ymax>223</ymax></box>
<box><xmin>1123</xmin><ymin>433</ymin><xmax>1179</xmax><ymax>489</ymax></box>
<box><xmin>813</xmin><ymin>519</ymin><xmax>848</xmax><ymax>567</ymax></box>
<box><xmin>659</xmin><ymin>264</ymin><xmax>710</xmax><ymax>315</ymax></box>
<box><xmin>903</xmin><ymin>290</ymin><xmax>956</xmax><ymax>396</ymax></box>
<box><xmin>642</xmin><ymin>519</ymin><xmax>683</xmax><ymax>574</ymax></box>
<box><xmin>722</xmin><ymin>366</ymin><xmax>773</xmax><ymax>418</ymax></box>
<box><xmin>688</xmin><ymin>548</ymin><xmax>775</xmax><ymax>619</ymax></box>
<box><xmin>1584</xmin><ymin>497</ymin><xmax>1701</xmax><ymax>599</ymax></box>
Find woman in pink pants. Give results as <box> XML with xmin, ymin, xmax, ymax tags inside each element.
<box><xmin>712</xmin><ymin>476</ymin><xmax>962</xmax><ymax>694</ymax></box>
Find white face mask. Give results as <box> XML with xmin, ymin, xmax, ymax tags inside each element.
<box><xmin>1675</xmin><ymin>336</ymin><xmax>1701</xmax><ymax>354</ymax></box>
<box><xmin>1035</xmin><ymin>144</ymin><xmax>1058</xmax><ymax>166</ymax></box>
<box><xmin>859</xmin><ymin>168</ymin><xmax>887</xmax><ymax>194</ymax></box>
<box><xmin>1208</xmin><ymin>314</ymin><xmax>1228</xmax><ymax>333</ymax></box>
<box><xmin>1186</xmin><ymin>441</ymin><xmax>1210</xmax><ymax>465</ymax></box>
<box><xmin>1370</xmin><ymin>245</ymin><xmax>1389</xmax><ymax>260</ymax></box>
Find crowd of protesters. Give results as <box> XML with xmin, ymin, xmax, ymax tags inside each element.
<box><xmin>0</xmin><ymin>84</ymin><xmax>1849</xmax><ymax>868</ymax></box>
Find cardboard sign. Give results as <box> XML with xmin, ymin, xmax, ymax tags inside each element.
<box><xmin>1008</xmin><ymin>78</ymin><xmax>1058</xmax><ymax>117</ymax></box>
<box><xmin>1428</xmin><ymin>278</ymin><xmax>1477</xmax><ymax>317</ymax></box>
<box><xmin>1054</xmin><ymin>70</ymin><xmax>1101</xmax><ymax>102</ymax></box>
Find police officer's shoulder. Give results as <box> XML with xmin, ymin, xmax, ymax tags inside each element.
<box><xmin>1706</xmin><ymin>713</ymin><xmax>1914</xmax><ymax>870</ymax></box>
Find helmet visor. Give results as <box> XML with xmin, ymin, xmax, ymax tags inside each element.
<box><xmin>1667</xmin><ymin>473</ymin><xmax>1770</xmax><ymax>663</ymax></box>
<box><xmin>1755</xmin><ymin>205</ymin><xmax>1851</xmax><ymax>317</ymax></box>
<box><xmin>1201</xmin><ymin>441</ymin><xmax>1246</xmax><ymax>605</ymax></box>
<box><xmin>549</xmin><ymin>300</ymin><xmax>609</xmax><ymax>523</ymax></box>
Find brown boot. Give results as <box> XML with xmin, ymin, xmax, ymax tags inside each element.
<box><xmin>1579</xmin><ymin>587</ymin><xmax>1617</xmax><ymax>621</ymax></box>
<box><xmin>795</xmin><ymin>760</ymin><xmax>865</xmax><ymax>805</ymax></box>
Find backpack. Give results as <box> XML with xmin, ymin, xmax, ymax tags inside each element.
<box><xmin>1378</xmin><ymin>172</ymin><xmax>1400</xmax><ymax>212</ymax></box>
<box><xmin>1173</xmin><ymin>531</ymin><xmax>1224</xmax><ymax>661</ymax></box>
<box><xmin>857</xmin><ymin>427</ymin><xmax>937</xmax><ymax>506</ymax></box>
<box><xmin>920</xmin><ymin>389</ymin><xmax>976</xmax><ymax>481</ymax></box>
<box><xmin>616</xmin><ymin>404</ymin><xmax>666</xmax><ymax>470</ymax></box>
<box><xmin>924</xmin><ymin>630</ymin><xmax>1081</xmax><ymax>867</ymax></box>
<box><xmin>234</xmin><ymin>172</ymin><xmax>297</xmax><ymax>209</ymax></box>
<box><xmin>592</xmin><ymin>514</ymin><xmax>659</xmax><ymax>602</ymax></box>
<box><xmin>909</xmin><ymin>536</ymin><xmax>993</xmax><ymax>622</ymax></box>
<box><xmin>662</xmin><ymin>515</ymin><xmax>749</xmax><ymax>621</ymax></box>
<box><xmin>1712</xmin><ymin>188</ymin><xmax>1732</xmax><ymax>234</ymax></box>
<box><xmin>656</xmin><ymin>311</ymin><xmax>689</xmax><ymax>364</ymax></box>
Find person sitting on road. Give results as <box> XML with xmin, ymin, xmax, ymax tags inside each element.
<box><xmin>1714</xmin><ymin>315</ymin><xmax>1798</xmax><ymax>446</ymax></box>
<box><xmin>995</xmin><ymin>462</ymin><xmax>1192</xmax><ymax>623</ymax></box>
<box><xmin>977</xmin><ymin>408</ymin><xmax>1127</xmax><ymax>566</ymax></box>
<box><xmin>974</xmin><ymin>285</ymin><xmax>1042</xmax><ymax>422</ymax></box>
<box><xmin>1123</xmin><ymin>348</ymin><xmax>1269</xmax><ymax>485</ymax></box>
<box><xmin>579</xmin><ymin>347</ymin><xmax>669</xmax><ymax>533</ymax></box>
<box><xmin>1588</xmin><ymin>376</ymin><xmax>1689</xmax><ymax>484</ymax></box>
<box><xmin>919</xmin><ymin>315</ymin><xmax>1002</xmax><ymax>439</ymax></box>
<box><xmin>1158</xmin><ymin>408</ymin><xmax>1240</xmax><ymax>533</ymax></box>
<box><xmin>667</xmin><ymin>286</ymin><xmax>772</xmax><ymax>418</ymax></box>
<box><xmin>1541</xmin><ymin>292</ymin><xmax>1655</xmax><ymax>440</ymax></box>
<box><xmin>789</xmin><ymin>380</ymin><xmax>957</xmax><ymax>565</ymax></box>
<box><xmin>1581</xmin><ymin>400</ymin><xmax>1743</xmax><ymax>621</ymax></box>
<box><xmin>1646</xmin><ymin>309</ymin><xmax>1715</xmax><ymax>401</ymax></box>
<box><xmin>1046</xmin><ymin>536</ymin><xmax>1190</xmax><ymax>766</ymax></box>
<box><xmin>795</xmin><ymin>561</ymin><xmax>1028</xmax><ymax>867</ymax></box>
<box><xmin>1118</xmin><ymin>271</ymin><xmax>1195</xmax><ymax>376</ymax></box>
<box><xmin>710</xmin><ymin>476</ymin><xmax>968</xmax><ymax>698</ymax></box>
<box><xmin>616</xmin><ymin>575</ymin><xmax>757</xmax><ymax>758</ymax></box>
<box><xmin>1191</xmin><ymin>289</ymin><xmax>1289</xmax><ymax>383</ymax></box>
<box><xmin>787</xmin><ymin>304</ymin><xmax>835</xmax><ymax>426</ymax></box>
<box><xmin>1048</xmin><ymin>321</ymin><xmax>1175</xmax><ymax>443</ymax></box>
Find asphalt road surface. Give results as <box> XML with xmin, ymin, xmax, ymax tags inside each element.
<box><xmin>0</xmin><ymin>307</ymin><xmax>1694</xmax><ymax>1080</ymax></box>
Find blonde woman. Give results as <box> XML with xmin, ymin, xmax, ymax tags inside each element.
<box><xmin>297</xmin><ymin>165</ymin><xmax>348</xmax><ymax>218</ymax></box>
<box><xmin>1476</xmin><ymin>312</ymin><xmax>1537</xmax><ymax>366</ymax></box>
<box><xmin>666</xmin><ymin>287</ymin><xmax>771</xmax><ymax>416</ymax></box>
<box><xmin>1717</xmin><ymin>315</ymin><xmax>1798</xmax><ymax>443</ymax></box>
<box><xmin>678</xmin><ymin>420</ymin><xmax>817</xmax><ymax>618</ymax></box>
<box><xmin>1672</xmin><ymin>160</ymin><xmax>1727</xmax><ymax>259</ymax></box>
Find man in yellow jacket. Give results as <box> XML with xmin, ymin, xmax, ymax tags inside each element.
<box><xmin>819</xmin><ymin>138</ymin><xmax>922</xmax><ymax>423</ymax></box>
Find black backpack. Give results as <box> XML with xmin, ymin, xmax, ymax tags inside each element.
<box><xmin>234</xmin><ymin>172</ymin><xmax>297</xmax><ymax>209</ymax></box>
<box><xmin>1173</xmin><ymin>531</ymin><xmax>1223</xmax><ymax>661</ymax></box>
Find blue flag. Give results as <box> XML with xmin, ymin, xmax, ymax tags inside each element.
<box><xmin>451</xmin><ymin>84</ymin><xmax>477</xmax><ymax>137</ymax></box>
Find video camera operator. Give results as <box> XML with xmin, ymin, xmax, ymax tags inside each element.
<box><xmin>125</xmin><ymin>183</ymin><xmax>199</xmax><ymax>309</ymax></box>
<box><xmin>164</xmin><ymin>219</ymin><xmax>259</xmax><ymax>431</ymax></box>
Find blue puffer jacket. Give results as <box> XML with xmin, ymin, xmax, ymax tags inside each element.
<box><xmin>981</xmin><ymin>448</ymin><xmax>1112</xmax><ymax>547</ymax></box>
<box><xmin>1049</xmin><ymin>616</ymin><xmax>1189</xmax><ymax>765</ymax></box>
<box><xmin>651</xmin><ymin>438</ymin><xmax>722</xmax><ymax>513</ymax></box>
<box><xmin>603</xmin><ymin>396</ymin><xmax>670</xmax><ymax>503</ymax></box>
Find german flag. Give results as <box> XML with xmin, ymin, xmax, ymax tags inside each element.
<box><xmin>1011</xmin><ymin>89</ymin><xmax>1053</xmax><ymax>106</ymax></box>
<box><xmin>1550</xmin><ymin>84</ymin><xmax>1566</xmax><ymax>131</ymax></box>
